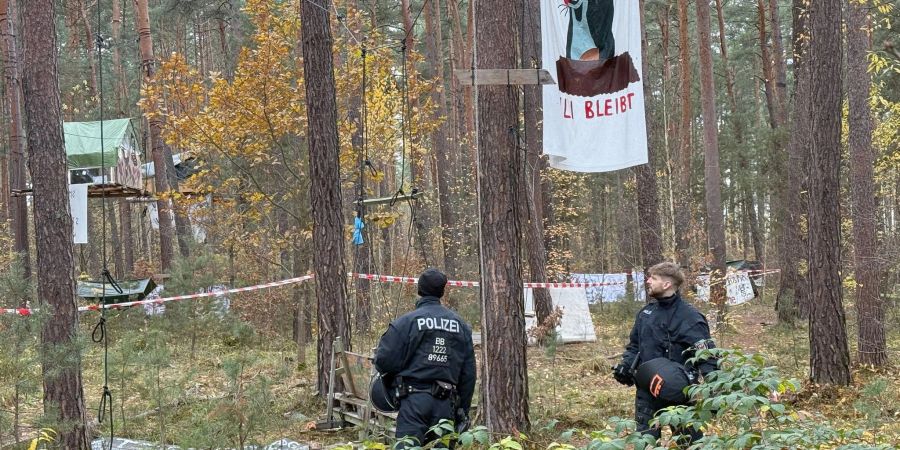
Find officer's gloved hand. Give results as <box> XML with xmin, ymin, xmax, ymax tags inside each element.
<box><xmin>612</xmin><ymin>362</ymin><xmax>634</xmax><ymax>386</ymax></box>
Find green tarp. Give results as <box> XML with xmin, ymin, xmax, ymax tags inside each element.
<box><xmin>63</xmin><ymin>118</ymin><xmax>135</xmax><ymax>169</ymax></box>
<box><xmin>76</xmin><ymin>278</ymin><xmax>157</xmax><ymax>304</ymax></box>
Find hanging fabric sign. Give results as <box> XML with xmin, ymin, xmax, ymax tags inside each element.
<box><xmin>69</xmin><ymin>183</ymin><xmax>89</xmax><ymax>244</ymax></box>
<box><xmin>541</xmin><ymin>0</ymin><xmax>648</xmax><ymax>172</ymax></box>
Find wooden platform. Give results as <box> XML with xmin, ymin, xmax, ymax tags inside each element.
<box><xmin>12</xmin><ymin>183</ymin><xmax>155</xmax><ymax>199</ymax></box>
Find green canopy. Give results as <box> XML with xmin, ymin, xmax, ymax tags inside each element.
<box><xmin>64</xmin><ymin>118</ymin><xmax>136</xmax><ymax>169</ymax></box>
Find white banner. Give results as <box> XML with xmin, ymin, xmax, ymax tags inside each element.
<box><xmin>541</xmin><ymin>0</ymin><xmax>648</xmax><ymax>172</ymax></box>
<box><xmin>696</xmin><ymin>272</ymin><xmax>757</xmax><ymax>306</ymax></box>
<box><xmin>69</xmin><ymin>184</ymin><xmax>88</xmax><ymax>244</ymax></box>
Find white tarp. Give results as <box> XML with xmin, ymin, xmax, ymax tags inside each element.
<box><xmin>571</xmin><ymin>272</ymin><xmax>646</xmax><ymax>303</ymax></box>
<box><xmin>696</xmin><ymin>272</ymin><xmax>756</xmax><ymax>306</ymax></box>
<box><xmin>541</xmin><ymin>0</ymin><xmax>648</xmax><ymax>172</ymax></box>
<box><xmin>524</xmin><ymin>287</ymin><xmax>597</xmax><ymax>343</ymax></box>
<box><xmin>69</xmin><ymin>183</ymin><xmax>88</xmax><ymax>244</ymax></box>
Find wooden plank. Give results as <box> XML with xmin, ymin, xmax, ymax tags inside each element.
<box><xmin>357</xmin><ymin>190</ymin><xmax>424</xmax><ymax>206</ymax></box>
<box><xmin>453</xmin><ymin>69</ymin><xmax>555</xmax><ymax>86</ymax></box>
<box><xmin>339</xmin><ymin>349</ymin><xmax>358</xmax><ymax>397</ymax></box>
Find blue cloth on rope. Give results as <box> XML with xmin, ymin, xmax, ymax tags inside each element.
<box><xmin>352</xmin><ymin>216</ymin><xmax>365</xmax><ymax>246</ymax></box>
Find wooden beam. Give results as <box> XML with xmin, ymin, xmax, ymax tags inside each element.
<box><xmin>357</xmin><ymin>190</ymin><xmax>424</xmax><ymax>206</ymax></box>
<box><xmin>453</xmin><ymin>68</ymin><xmax>555</xmax><ymax>86</ymax></box>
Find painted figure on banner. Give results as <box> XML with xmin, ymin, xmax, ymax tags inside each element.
<box><xmin>542</xmin><ymin>0</ymin><xmax>647</xmax><ymax>172</ymax></box>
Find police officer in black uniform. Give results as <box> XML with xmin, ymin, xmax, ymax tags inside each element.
<box><xmin>612</xmin><ymin>262</ymin><xmax>717</xmax><ymax>443</ymax></box>
<box><xmin>374</xmin><ymin>268</ymin><xmax>476</xmax><ymax>448</ymax></box>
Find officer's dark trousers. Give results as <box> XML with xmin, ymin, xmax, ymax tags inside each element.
<box><xmin>395</xmin><ymin>392</ymin><xmax>454</xmax><ymax>449</ymax></box>
<box><xmin>634</xmin><ymin>389</ymin><xmax>702</xmax><ymax>446</ymax></box>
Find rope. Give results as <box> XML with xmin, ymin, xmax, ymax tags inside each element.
<box><xmin>95</xmin><ymin>2</ymin><xmax>116</xmax><ymax>447</ymax></box>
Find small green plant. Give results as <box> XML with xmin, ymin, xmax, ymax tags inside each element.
<box><xmin>653</xmin><ymin>348</ymin><xmax>895</xmax><ymax>449</ymax></box>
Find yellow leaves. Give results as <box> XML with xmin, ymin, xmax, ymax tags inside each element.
<box><xmin>367</xmin><ymin>211</ymin><xmax>400</xmax><ymax>228</ymax></box>
<box><xmin>27</xmin><ymin>428</ymin><xmax>56</xmax><ymax>450</ymax></box>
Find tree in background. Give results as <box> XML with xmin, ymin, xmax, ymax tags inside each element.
<box><xmin>696</xmin><ymin>0</ymin><xmax>727</xmax><ymax>315</ymax></box>
<box><xmin>847</xmin><ymin>0</ymin><xmax>886</xmax><ymax>366</ymax></box>
<box><xmin>1</xmin><ymin>0</ymin><xmax>30</xmax><ymax>281</ymax></box>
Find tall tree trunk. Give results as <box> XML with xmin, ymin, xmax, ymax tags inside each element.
<box><xmin>636</xmin><ymin>0</ymin><xmax>664</xmax><ymax>276</ymax></box>
<box><xmin>847</xmin><ymin>0</ymin><xmax>886</xmax><ymax>366</ymax></box>
<box><xmin>758</xmin><ymin>0</ymin><xmax>785</xmax><ymax>128</ymax></box>
<box><xmin>349</xmin><ymin>51</ymin><xmax>371</xmax><ymax>331</ymax></box>
<box><xmin>716</xmin><ymin>0</ymin><xmax>765</xmax><ymax>262</ymax></box>
<box><xmin>475</xmin><ymin>0</ymin><xmax>529</xmax><ymax>433</ymax></box>
<box><xmin>21</xmin><ymin>1</ymin><xmax>89</xmax><ymax>446</ymax></box>
<box><xmin>111</xmin><ymin>0</ymin><xmax>134</xmax><ymax>275</ymax></box>
<box><xmin>120</xmin><ymin>200</ymin><xmax>133</xmax><ymax>275</ymax></box>
<box><xmin>807</xmin><ymin>0</ymin><xmax>850</xmax><ymax>385</ymax></box>
<box><xmin>300</xmin><ymin>0</ymin><xmax>351</xmax><ymax>395</ymax></box>
<box><xmin>108</xmin><ymin>204</ymin><xmax>124</xmax><ymax>279</ymax></box>
<box><xmin>675</xmin><ymin>0</ymin><xmax>693</xmax><ymax>267</ymax></box>
<box><xmin>135</xmin><ymin>0</ymin><xmax>175</xmax><ymax>272</ymax></box>
<box><xmin>776</xmin><ymin>0</ymin><xmax>809</xmax><ymax>323</ymax></box>
<box><xmin>520</xmin><ymin>0</ymin><xmax>552</xmax><ymax>323</ymax></box>
<box><xmin>112</xmin><ymin>0</ymin><xmax>126</xmax><ymax>115</ymax></box>
<box><xmin>696</xmin><ymin>0</ymin><xmax>727</xmax><ymax>315</ymax></box>
<box><xmin>168</xmin><ymin>158</ymin><xmax>193</xmax><ymax>258</ymax></box>
<box><xmin>1</xmin><ymin>0</ymin><xmax>30</xmax><ymax>280</ymax></box>
<box><xmin>768</xmin><ymin>0</ymin><xmax>788</xmax><ymax>115</ymax></box>
<box><xmin>78</xmin><ymin>0</ymin><xmax>99</xmax><ymax>96</ymax></box>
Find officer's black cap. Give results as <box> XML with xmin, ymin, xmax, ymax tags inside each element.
<box><xmin>418</xmin><ymin>268</ymin><xmax>448</xmax><ymax>298</ymax></box>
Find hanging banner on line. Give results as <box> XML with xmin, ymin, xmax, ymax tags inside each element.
<box><xmin>69</xmin><ymin>184</ymin><xmax>88</xmax><ymax>244</ymax></box>
<box><xmin>541</xmin><ymin>0</ymin><xmax>648</xmax><ymax>172</ymax></box>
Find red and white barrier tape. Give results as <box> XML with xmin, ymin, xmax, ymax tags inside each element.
<box><xmin>2</xmin><ymin>269</ymin><xmax>782</xmax><ymax>317</ymax></box>
<box><xmin>1</xmin><ymin>275</ymin><xmax>315</xmax><ymax>316</ymax></box>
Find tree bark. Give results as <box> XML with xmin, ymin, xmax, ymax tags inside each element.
<box><xmin>768</xmin><ymin>0</ymin><xmax>788</xmax><ymax>115</ymax></box>
<box><xmin>135</xmin><ymin>0</ymin><xmax>176</xmax><ymax>272</ymax></box>
<box><xmin>424</xmin><ymin>0</ymin><xmax>464</xmax><ymax>308</ymax></box>
<box><xmin>776</xmin><ymin>0</ymin><xmax>809</xmax><ymax>323</ymax></box>
<box><xmin>78</xmin><ymin>0</ymin><xmax>99</xmax><ymax>96</ymax></box>
<box><xmin>758</xmin><ymin>0</ymin><xmax>785</xmax><ymax>129</ymax></box>
<box><xmin>696</xmin><ymin>0</ymin><xmax>727</xmax><ymax>316</ymax></box>
<box><xmin>519</xmin><ymin>0</ymin><xmax>552</xmax><ymax>323</ymax></box>
<box><xmin>1</xmin><ymin>0</ymin><xmax>30</xmax><ymax>280</ymax></box>
<box><xmin>120</xmin><ymin>200</ymin><xmax>134</xmax><ymax>275</ymax></box>
<box><xmin>475</xmin><ymin>0</ymin><xmax>529</xmax><ymax>433</ymax></box>
<box><xmin>108</xmin><ymin>203</ymin><xmax>124</xmax><ymax>279</ymax></box>
<box><xmin>300</xmin><ymin>0</ymin><xmax>351</xmax><ymax>395</ymax></box>
<box><xmin>112</xmin><ymin>0</ymin><xmax>126</xmax><ymax>115</ymax></box>
<box><xmin>807</xmin><ymin>0</ymin><xmax>850</xmax><ymax>385</ymax></box>
<box><xmin>675</xmin><ymin>0</ymin><xmax>693</xmax><ymax>267</ymax></box>
<box><xmin>21</xmin><ymin>1</ymin><xmax>90</xmax><ymax>446</ymax></box>
<box><xmin>846</xmin><ymin>0</ymin><xmax>886</xmax><ymax>366</ymax></box>
<box><xmin>636</xmin><ymin>0</ymin><xmax>664</xmax><ymax>276</ymax></box>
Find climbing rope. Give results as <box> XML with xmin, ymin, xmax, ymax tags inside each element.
<box><xmin>94</xmin><ymin>2</ymin><xmax>121</xmax><ymax>448</ymax></box>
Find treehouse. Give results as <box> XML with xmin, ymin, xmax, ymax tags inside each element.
<box><xmin>65</xmin><ymin>118</ymin><xmax>149</xmax><ymax>197</ymax></box>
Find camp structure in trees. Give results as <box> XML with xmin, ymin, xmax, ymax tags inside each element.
<box><xmin>63</xmin><ymin>118</ymin><xmax>145</xmax><ymax>196</ymax></box>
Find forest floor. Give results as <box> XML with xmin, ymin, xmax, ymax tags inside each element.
<box><xmin>3</xmin><ymin>287</ymin><xmax>899</xmax><ymax>449</ymax></box>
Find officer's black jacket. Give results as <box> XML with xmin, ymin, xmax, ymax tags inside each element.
<box><xmin>621</xmin><ymin>292</ymin><xmax>717</xmax><ymax>375</ymax></box>
<box><xmin>374</xmin><ymin>296</ymin><xmax>477</xmax><ymax>414</ymax></box>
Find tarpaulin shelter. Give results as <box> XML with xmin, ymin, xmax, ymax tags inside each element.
<box><xmin>65</xmin><ymin>118</ymin><xmax>146</xmax><ymax>195</ymax></box>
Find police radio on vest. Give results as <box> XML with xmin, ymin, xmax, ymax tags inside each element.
<box><xmin>417</xmin><ymin>317</ymin><xmax>460</xmax><ymax>333</ymax></box>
